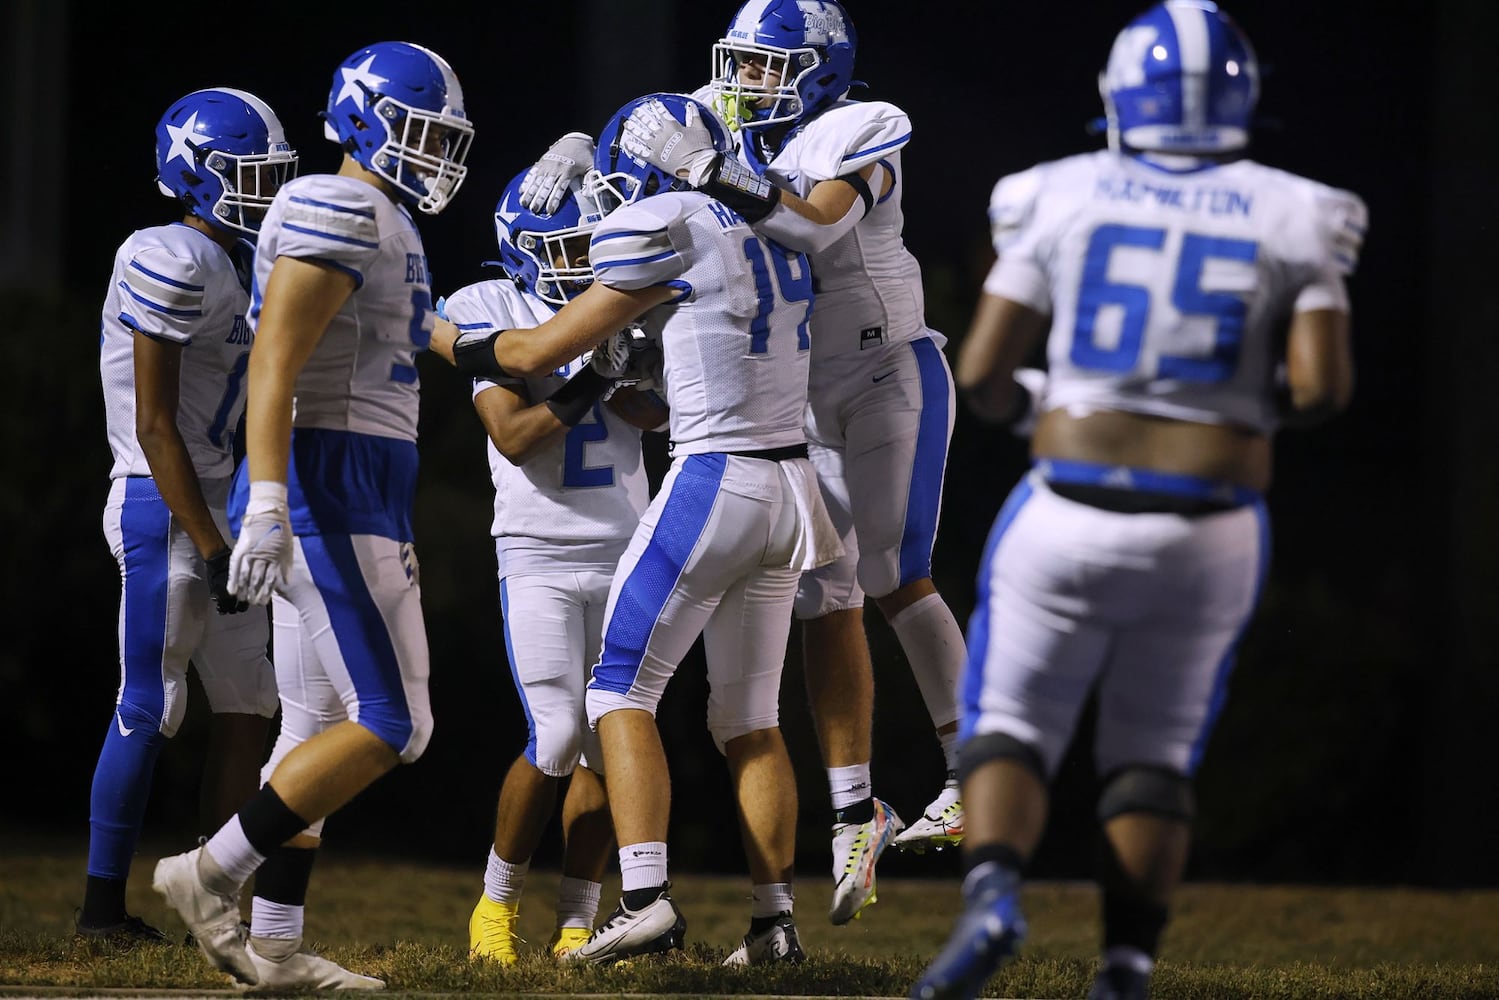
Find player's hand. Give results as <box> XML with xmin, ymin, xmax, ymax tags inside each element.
<box><xmin>621</xmin><ymin>334</ymin><xmax>664</xmax><ymax>393</ymax></box>
<box><xmin>205</xmin><ymin>547</ymin><xmax>249</xmax><ymax>615</ymax></box>
<box><xmin>589</xmin><ymin>328</ymin><xmax>637</xmax><ymax>382</ymax></box>
<box><xmin>620</xmin><ymin>98</ymin><xmax>720</xmax><ymax>187</ymax></box>
<box><xmin>228</xmin><ymin>482</ymin><xmax>293</xmax><ymax>607</ymax></box>
<box><xmin>520</xmin><ymin>132</ymin><xmax>595</xmax><ymax>214</ymax></box>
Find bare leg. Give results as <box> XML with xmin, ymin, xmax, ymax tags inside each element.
<box><xmin>800</xmin><ymin>608</ymin><xmax>873</xmax><ymax>769</ymax></box>
<box><xmin>201</xmin><ymin>713</ymin><xmax>273</xmax><ymax>833</ymax></box>
<box><xmin>725</xmin><ymin>728</ymin><xmax>798</xmax><ymax>885</ymax></box>
<box><xmin>560</xmin><ymin>766</ymin><xmax>612</xmax><ymax>883</ymax></box>
<box><xmin>962</xmin><ymin>758</ymin><xmax>1049</xmax><ymax>859</ymax></box>
<box><xmin>265</xmin><ymin>720</ymin><xmax>399</xmax><ymax>821</ymax></box>
<box><xmin>490</xmin><ymin>755</ymin><xmax>560</xmax><ymax>863</ymax></box>
<box><xmin>596</xmin><ymin>708</ymin><xmax>669</xmax><ymax>847</ymax></box>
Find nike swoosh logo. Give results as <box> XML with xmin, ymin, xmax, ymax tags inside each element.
<box><xmin>872</xmin><ymin>370</ymin><xmax>898</xmax><ymax>383</ymax></box>
<box><xmin>116</xmin><ymin>713</ymin><xmax>135</xmax><ymax>738</ymax></box>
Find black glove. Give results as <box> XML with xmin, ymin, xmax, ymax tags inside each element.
<box><xmin>206</xmin><ymin>547</ymin><xmax>249</xmax><ymax>615</ymax></box>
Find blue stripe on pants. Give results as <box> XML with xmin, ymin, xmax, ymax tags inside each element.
<box><xmin>898</xmin><ymin>337</ymin><xmax>952</xmax><ymax>586</ymax></box>
<box><xmin>499</xmin><ymin>579</ymin><xmax>540</xmax><ymax>766</ymax></box>
<box><xmin>958</xmin><ymin>477</ymin><xmax>1035</xmax><ymax>745</ymax></box>
<box><xmin>591</xmin><ymin>454</ymin><xmax>726</xmax><ymax>696</ymax></box>
<box><xmin>300</xmin><ymin>535</ymin><xmax>414</xmax><ymax>752</ymax></box>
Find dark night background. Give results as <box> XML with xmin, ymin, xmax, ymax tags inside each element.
<box><xmin>3</xmin><ymin>0</ymin><xmax>1497</xmax><ymax>891</ymax></box>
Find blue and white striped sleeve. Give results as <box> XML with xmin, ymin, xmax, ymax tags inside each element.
<box><xmin>270</xmin><ymin>177</ymin><xmax>382</xmax><ymax>283</ymax></box>
<box><xmin>589</xmin><ymin>203</ymin><xmax>687</xmax><ymax>292</ymax></box>
<box><xmin>117</xmin><ymin>245</ymin><xmax>204</xmax><ymax>344</ymax></box>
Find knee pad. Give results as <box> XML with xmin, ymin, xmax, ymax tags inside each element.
<box><xmin>530</xmin><ymin>723</ymin><xmax>584</xmax><ymax>779</ymax></box>
<box><xmin>706</xmin><ymin>710</ymin><xmax>780</xmax><ymax>756</ymax></box>
<box><xmin>958</xmin><ymin>731</ymin><xmax>1046</xmax><ymax>785</ymax></box>
<box><xmin>1096</xmin><ymin>766</ymin><xmax>1195</xmax><ymax>823</ymax></box>
<box><xmin>794</xmin><ymin>551</ymin><xmax>864</xmax><ymax>620</ymax></box>
<box><xmin>854</xmin><ymin>549</ymin><xmax>903</xmax><ymax>602</ymax></box>
<box><xmin>357</xmin><ymin>705</ymin><xmax>432</xmax><ymax>764</ymax></box>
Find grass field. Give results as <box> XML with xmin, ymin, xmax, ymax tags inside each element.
<box><xmin>3</xmin><ymin>839</ymin><xmax>1498</xmax><ymax>998</ymax></box>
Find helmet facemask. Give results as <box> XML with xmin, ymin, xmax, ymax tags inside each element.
<box><xmin>709</xmin><ymin>41</ymin><xmax>820</xmax><ymax>129</ymax></box>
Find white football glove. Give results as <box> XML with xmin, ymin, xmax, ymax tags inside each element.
<box><xmin>228</xmin><ymin>481</ymin><xmax>293</xmax><ymax>607</ymax></box>
<box><xmin>519</xmin><ymin>132</ymin><xmax>595</xmax><ymax>215</ymax></box>
<box><xmin>620</xmin><ymin>98</ymin><xmax>721</xmax><ymax>187</ymax></box>
<box><xmin>589</xmin><ymin>327</ymin><xmax>638</xmax><ymax>382</ymax></box>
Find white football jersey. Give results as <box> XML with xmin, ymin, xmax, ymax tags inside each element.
<box><xmin>101</xmin><ymin>223</ymin><xmax>255</xmax><ymax>480</ymax></box>
<box><xmin>985</xmin><ymin>151</ymin><xmax>1367</xmax><ymax>433</ymax></box>
<box><xmin>739</xmin><ymin>98</ymin><xmax>927</xmax><ymax>363</ymax></box>
<box><xmin>589</xmin><ymin>191</ymin><xmax>811</xmax><ymax>456</ymax></box>
<box><xmin>439</xmin><ymin>279</ymin><xmax>648</xmax><ymax>570</ymax></box>
<box><xmin>251</xmin><ymin>174</ymin><xmax>436</xmax><ymax>443</ymax></box>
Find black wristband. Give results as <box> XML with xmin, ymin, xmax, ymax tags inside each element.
<box><xmin>700</xmin><ymin>153</ymin><xmax>782</xmax><ymax>224</ymax></box>
<box><xmin>837</xmin><ymin>170</ymin><xmax>875</xmax><ymax>216</ymax></box>
<box><xmin>453</xmin><ymin>329</ymin><xmax>516</xmax><ymax>381</ymax></box>
<box><xmin>545</xmin><ymin>367</ymin><xmax>614</xmax><ymax>426</ymax></box>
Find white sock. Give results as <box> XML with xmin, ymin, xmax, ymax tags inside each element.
<box><xmin>555</xmin><ymin>876</ymin><xmax>602</xmax><ymax>929</ymax></box>
<box><xmin>751</xmin><ymin>882</ymin><xmax>795</xmax><ymax>919</ymax></box>
<box><xmin>887</xmin><ymin>594</ymin><xmax>965</xmax><ymax>732</ymax></box>
<box><xmin>483</xmin><ymin>848</ymin><xmax>528</xmax><ymax>905</ymax></box>
<box><xmin>939</xmin><ymin>730</ymin><xmax>960</xmax><ymax>777</ymax></box>
<box><xmin>203</xmin><ymin>817</ymin><xmax>266</xmax><ymax>892</ymax></box>
<box><xmin>250</xmin><ymin>897</ymin><xmax>304</xmax><ymax>942</ymax></box>
<box><xmin>618</xmin><ymin>842</ymin><xmax>669</xmax><ymax>893</ymax></box>
<box><xmin>827</xmin><ymin>762</ymin><xmax>873</xmax><ymax>811</ymax></box>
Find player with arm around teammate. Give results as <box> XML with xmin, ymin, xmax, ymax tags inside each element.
<box><xmin>82</xmin><ymin>88</ymin><xmax>294</xmax><ymax>943</ymax></box>
<box><xmin>913</xmin><ymin>4</ymin><xmax>1364</xmax><ymax>999</ymax></box>
<box><xmin>442</xmin><ymin>169</ymin><xmax>667</xmax><ymax>964</ymax></box>
<box><xmin>432</xmin><ymin>92</ymin><xmax>841</xmax><ymax>967</ymax></box>
<box><xmin>526</xmin><ymin>0</ymin><xmax>971</xmax><ymax>925</ymax></box>
<box><xmin>150</xmin><ymin>41</ymin><xmax>474</xmax><ymax>989</ymax></box>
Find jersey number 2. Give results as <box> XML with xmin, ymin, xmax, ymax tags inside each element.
<box><xmin>562</xmin><ymin>402</ymin><xmax>613</xmax><ymax>489</ymax></box>
<box><xmin>1073</xmin><ymin>224</ymin><xmax>1258</xmax><ymax>383</ymax></box>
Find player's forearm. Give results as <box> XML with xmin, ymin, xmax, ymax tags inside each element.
<box><xmin>136</xmin><ymin>425</ymin><xmax>227</xmax><ymax>557</ymax></box>
<box><xmin>753</xmin><ymin>173</ymin><xmax>870</xmax><ymax>253</ymax></box>
<box><xmin>479</xmin><ymin>404</ymin><xmax>568</xmax><ymax>465</ymax></box>
<box><xmin>243</xmin><ymin>354</ymin><xmax>296</xmax><ymax>485</ymax></box>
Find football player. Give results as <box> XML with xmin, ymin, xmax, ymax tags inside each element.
<box><xmin>84</xmin><ymin>88</ymin><xmax>291</xmax><ymax>943</ymax></box>
<box><xmin>431</xmin><ymin>93</ymin><xmax>841</xmax><ymax>967</ymax></box>
<box><xmin>440</xmin><ymin>169</ymin><xmax>664</xmax><ymax>964</ymax></box>
<box><xmin>913</xmin><ymin>4</ymin><xmax>1364</xmax><ymax>999</ymax></box>
<box><xmin>151</xmin><ymin>41</ymin><xmax>474</xmax><ymax>990</ymax></box>
<box><xmin>521</xmin><ymin>0</ymin><xmax>970</xmax><ymax>924</ymax></box>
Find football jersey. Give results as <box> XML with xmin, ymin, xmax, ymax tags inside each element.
<box><xmin>439</xmin><ymin>279</ymin><xmax>648</xmax><ymax>572</ymax></box>
<box><xmin>589</xmin><ymin>191</ymin><xmax>812</xmax><ymax>456</ymax></box>
<box><xmin>251</xmin><ymin>174</ymin><xmax>435</xmax><ymax>443</ymax></box>
<box><xmin>985</xmin><ymin>151</ymin><xmax>1367</xmax><ymax>433</ymax></box>
<box><xmin>738</xmin><ymin>98</ymin><xmax>927</xmax><ymax>363</ymax></box>
<box><xmin>101</xmin><ymin>222</ymin><xmax>254</xmax><ymax>480</ymax></box>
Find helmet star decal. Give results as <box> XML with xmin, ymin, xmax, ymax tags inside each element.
<box><xmin>163</xmin><ymin>111</ymin><xmax>202</xmax><ymax>166</ymax></box>
<box><xmin>335</xmin><ymin>55</ymin><xmax>387</xmax><ymax>110</ymax></box>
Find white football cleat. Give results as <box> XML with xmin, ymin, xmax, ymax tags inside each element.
<box><xmin>828</xmin><ymin>798</ymin><xmax>904</xmax><ymax>925</ymax></box>
<box><xmin>894</xmin><ymin>777</ymin><xmax>965</xmax><ymax>853</ymax></box>
<box><xmin>563</xmin><ymin>892</ymin><xmax>685</xmax><ymax>965</ymax></box>
<box><xmin>723</xmin><ymin>912</ymin><xmax>805</xmax><ymax>966</ymax></box>
<box><xmin>152</xmin><ymin>847</ymin><xmax>257</xmax><ymax>985</ymax></box>
<box><xmin>239</xmin><ymin>938</ymin><xmax>385</xmax><ymax>991</ymax></box>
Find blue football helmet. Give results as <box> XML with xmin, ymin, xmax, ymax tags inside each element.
<box><xmin>491</xmin><ymin>170</ymin><xmax>601</xmax><ymax>307</ymax></box>
<box><xmin>587</xmin><ymin>94</ymin><xmax>733</xmax><ymax>212</ymax></box>
<box><xmin>155</xmin><ymin>88</ymin><xmax>297</xmax><ymax>236</ymax></box>
<box><xmin>709</xmin><ymin>0</ymin><xmax>857</xmax><ymax>130</ymax></box>
<box><xmin>1100</xmin><ymin>0</ymin><xmax>1260</xmax><ymax>154</ymax></box>
<box><xmin>322</xmin><ymin>41</ymin><xmax>474</xmax><ymax>214</ymax></box>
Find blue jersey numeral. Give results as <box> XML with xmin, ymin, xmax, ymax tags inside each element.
<box><xmin>1072</xmin><ymin>225</ymin><xmax>1258</xmax><ymax>382</ymax></box>
<box><xmin>562</xmin><ymin>402</ymin><xmax>613</xmax><ymax>489</ymax></box>
<box><xmin>206</xmin><ymin>352</ymin><xmax>250</xmax><ymax>450</ymax></box>
<box><xmin>742</xmin><ymin>237</ymin><xmax>813</xmax><ymax>354</ymax></box>
<box><xmin>391</xmin><ymin>288</ymin><xmax>433</xmax><ymax>384</ymax></box>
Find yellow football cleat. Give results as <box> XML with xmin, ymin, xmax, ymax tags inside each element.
<box><xmin>548</xmin><ymin>926</ymin><xmax>592</xmax><ymax>960</ymax></box>
<box><xmin>469</xmin><ymin>896</ymin><xmax>520</xmax><ymax>966</ymax></box>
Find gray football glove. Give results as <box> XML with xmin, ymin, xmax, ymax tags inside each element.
<box><xmin>519</xmin><ymin>132</ymin><xmax>595</xmax><ymax>215</ymax></box>
<box><xmin>620</xmin><ymin>98</ymin><xmax>720</xmax><ymax>186</ymax></box>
